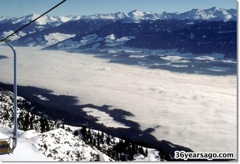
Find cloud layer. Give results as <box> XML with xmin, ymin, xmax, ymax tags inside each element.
<box><xmin>0</xmin><ymin>46</ymin><xmax>236</xmax><ymax>155</ymax></box>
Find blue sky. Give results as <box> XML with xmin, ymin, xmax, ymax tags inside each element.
<box><xmin>0</xmin><ymin>0</ymin><xmax>237</xmax><ymax>17</ymax></box>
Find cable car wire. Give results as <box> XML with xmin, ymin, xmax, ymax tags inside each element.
<box><xmin>0</xmin><ymin>0</ymin><xmax>67</xmax><ymax>42</ymax></box>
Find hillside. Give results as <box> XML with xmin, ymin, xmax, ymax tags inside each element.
<box><xmin>0</xmin><ymin>86</ymin><xmax>163</xmax><ymax>161</ymax></box>
<box><xmin>0</xmin><ymin>7</ymin><xmax>237</xmax><ymax>58</ymax></box>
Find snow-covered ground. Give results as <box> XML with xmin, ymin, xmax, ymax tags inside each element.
<box><xmin>44</xmin><ymin>33</ymin><xmax>76</xmax><ymax>46</ymax></box>
<box><xmin>0</xmin><ymin>124</ymin><xmax>159</xmax><ymax>161</ymax></box>
<box><xmin>0</xmin><ymin>125</ymin><xmax>113</xmax><ymax>161</ymax></box>
<box><xmin>0</xmin><ymin>125</ymin><xmax>53</xmax><ymax>161</ymax></box>
<box><xmin>0</xmin><ymin>45</ymin><xmax>236</xmax><ymax>157</ymax></box>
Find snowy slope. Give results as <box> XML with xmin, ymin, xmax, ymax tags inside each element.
<box><xmin>0</xmin><ymin>126</ymin><xmax>53</xmax><ymax>161</ymax></box>
<box><xmin>0</xmin><ymin>124</ymin><xmax>162</xmax><ymax>161</ymax></box>
<box><xmin>0</xmin><ymin>87</ymin><xmax>163</xmax><ymax>161</ymax></box>
<box><xmin>0</xmin><ymin>125</ymin><xmax>112</xmax><ymax>161</ymax></box>
<box><xmin>0</xmin><ymin>87</ymin><xmax>109</xmax><ymax>161</ymax></box>
<box><xmin>44</xmin><ymin>33</ymin><xmax>76</xmax><ymax>46</ymax></box>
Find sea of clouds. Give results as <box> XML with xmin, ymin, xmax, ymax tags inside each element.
<box><xmin>0</xmin><ymin>45</ymin><xmax>236</xmax><ymax>156</ymax></box>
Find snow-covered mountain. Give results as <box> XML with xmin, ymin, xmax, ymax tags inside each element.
<box><xmin>173</xmin><ymin>7</ymin><xmax>236</xmax><ymax>21</ymax></box>
<box><xmin>0</xmin><ymin>14</ymin><xmax>79</xmax><ymax>25</ymax></box>
<box><xmin>1</xmin><ymin>7</ymin><xmax>236</xmax><ymax>24</ymax></box>
<box><xmin>0</xmin><ymin>7</ymin><xmax>237</xmax><ymax>58</ymax></box>
<box><xmin>80</xmin><ymin>7</ymin><xmax>236</xmax><ymax>22</ymax></box>
<box><xmin>0</xmin><ymin>14</ymin><xmax>80</xmax><ymax>41</ymax></box>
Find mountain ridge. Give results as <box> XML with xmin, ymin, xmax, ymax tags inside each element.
<box><xmin>0</xmin><ymin>7</ymin><xmax>237</xmax><ymax>23</ymax></box>
<box><xmin>0</xmin><ymin>7</ymin><xmax>237</xmax><ymax>59</ymax></box>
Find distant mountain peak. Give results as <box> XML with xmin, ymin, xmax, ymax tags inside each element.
<box><xmin>209</xmin><ymin>6</ymin><xmax>219</xmax><ymax>10</ymax></box>
<box><xmin>29</xmin><ymin>13</ymin><xmax>41</xmax><ymax>18</ymax></box>
<box><xmin>128</xmin><ymin>9</ymin><xmax>145</xmax><ymax>17</ymax></box>
<box><xmin>131</xmin><ymin>9</ymin><xmax>141</xmax><ymax>12</ymax></box>
<box><xmin>190</xmin><ymin>8</ymin><xmax>200</xmax><ymax>12</ymax></box>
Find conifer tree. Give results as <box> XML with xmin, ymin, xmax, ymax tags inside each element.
<box><xmin>106</xmin><ymin>135</ymin><xmax>111</xmax><ymax>145</ymax></box>
<box><xmin>139</xmin><ymin>146</ymin><xmax>144</xmax><ymax>156</ymax></box>
<box><xmin>145</xmin><ymin>148</ymin><xmax>148</xmax><ymax>157</ymax></box>
<box><xmin>23</xmin><ymin>113</ymin><xmax>30</xmax><ymax>130</ymax></box>
<box><xmin>40</xmin><ymin>117</ymin><xmax>45</xmax><ymax>133</ymax></box>
<box><xmin>81</xmin><ymin>126</ymin><xmax>87</xmax><ymax>139</ymax></box>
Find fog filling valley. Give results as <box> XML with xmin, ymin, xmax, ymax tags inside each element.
<box><xmin>0</xmin><ymin>46</ymin><xmax>236</xmax><ymax>155</ymax></box>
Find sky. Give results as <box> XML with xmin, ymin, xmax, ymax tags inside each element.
<box><xmin>0</xmin><ymin>0</ymin><xmax>237</xmax><ymax>17</ymax></box>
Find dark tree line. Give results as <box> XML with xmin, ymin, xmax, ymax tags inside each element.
<box><xmin>73</xmin><ymin>126</ymin><xmax>150</xmax><ymax>161</ymax></box>
<box><xmin>17</xmin><ymin>111</ymin><xmax>64</xmax><ymax>133</ymax></box>
<box><xmin>0</xmin><ymin>88</ymin><xmax>64</xmax><ymax>133</ymax></box>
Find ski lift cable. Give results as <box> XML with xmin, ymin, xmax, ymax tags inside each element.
<box><xmin>0</xmin><ymin>0</ymin><xmax>67</xmax><ymax>155</ymax></box>
<box><xmin>0</xmin><ymin>0</ymin><xmax>67</xmax><ymax>42</ymax></box>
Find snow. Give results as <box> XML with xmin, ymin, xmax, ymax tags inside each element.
<box><xmin>36</xmin><ymin>128</ymin><xmax>99</xmax><ymax>161</ymax></box>
<box><xmin>2</xmin><ymin>31</ymin><xmax>26</xmax><ymax>41</ymax></box>
<box><xmin>91</xmin><ymin>7</ymin><xmax>236</xmax><ymax>22</ymax></box>
<box><xmin>11</xmin><ymin>14</ymin><xmax>75</xmax><ymax>26</ymax></box>
<box><xmin>0</xmin><ymin>126</ymin><xmax>53</xmax><ymax>161</ymax></box>
<box><xmin>0</xmin><ymin>125</ymin><xmax>108</xmax><ymax>161</ymax></box>
<box><xmin>130</xmin><ymin>10</ymin><xmax>145</xmax><ymax>17</ymax></box>
<box><xmin>44</xmin><ymin>33</ymin><xmax>76</xmax><ymax>46</ymax></box>
<box><xmin>1</xmin><ymin>8</ymin><xmax>236</xmax><ymax>31</ymax></box>
<box><xmin>128</xmin><ymin>10</ymin><xmax>145</xmax><ymax>21</ymax></box>
<box><xmin>105</xmin><ymin>34</ymin><xmax>116</xmax><ymax>41</ymax></box>
<box><xmin>33</xmin><ymin>14</ymin><xmax>52</xmax><ymax>25</ymax></box>
<box><xmin>105</xmin><ymin>35</ymin><xmax>135</xmax><ymax>47</ymax></box>
<box><xmin>0</xmin><ymin>46</ymin><xmax>236</xmax><ymax>157</ymax></box>
<box><xmin>58</xmin><ymin>16</ymin><xmax>79</xmax><ymax>23</ymax></box>
<box><xmin>175</xmin><ymin>7</ymin><xmax>236</xmax><ymax>21</ymax></box>
<box><xmin>57</xmin><ymin>34</ymin><xmax>104</xmax><ymax>49</ymax></box>
<box><xmin>0</xmin><ymin>123</ymin><xmax>158</xmax><ymax>161</ymax></box>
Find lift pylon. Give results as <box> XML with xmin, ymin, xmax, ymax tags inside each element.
<box><xmin>0</xmin><ymin>41</ymin><xmax>17</xmax><ymax>155</ymax></box>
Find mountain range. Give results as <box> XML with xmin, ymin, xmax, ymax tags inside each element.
<box><xmin>0</xmin><ymin>7</ymin><xmax>237</xmax><ymax>58</ymax></box>
<box><xmin>79</xmin><ymin>7</ymin><xmax>237</xmax><ymax>22</ymax></box>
